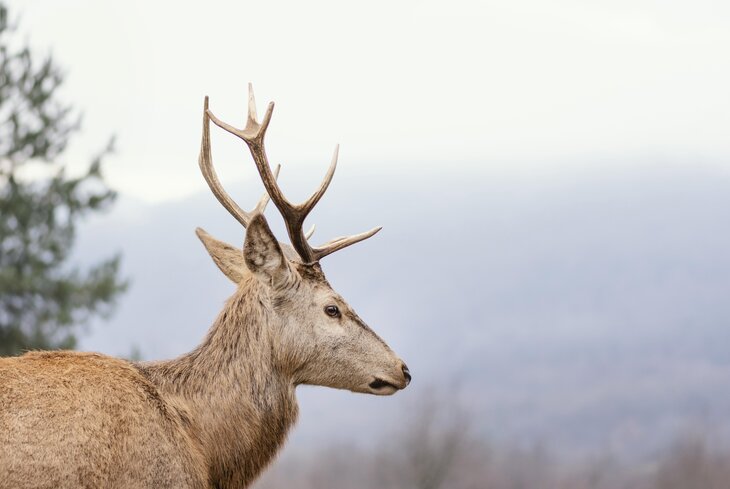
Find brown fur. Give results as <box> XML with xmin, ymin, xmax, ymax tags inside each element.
<box><xmin>0</xmin><ymin>352</ymin><xmax>206</xmax><ymax>488</ymax></box>
<box><xmin>0</xmin><ymin>214</ymin><xmax>408</xmax><ymax>488</ymax></box>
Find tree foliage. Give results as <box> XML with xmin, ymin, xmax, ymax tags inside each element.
<box><xmin>0</xmin><ymin>2</ymin><xmax>126</xmax><ymax>356</ymax></box>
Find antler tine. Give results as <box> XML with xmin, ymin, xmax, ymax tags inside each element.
<box><xmin>199</xmin><ymin>96</ymin><xmax>252</xmax><ymax>228</ymax></box>
<box><xmin>199</xmin><ymin>96</ymin><xmax>279</xmax><ymax>226</ymax></box>
<box><xmin>300</xmin><ymin>145</ymin><xmax>338</xmax><ymax>215</ymax></box>
<box><xmin>313</xmin><ymin>226</ymin><xmax>382</xmax><ymax>261</ymax></box>
<box><xmin>206</xmin><ymin>84</ymin><xmax>381</xmax><ymax>264</ymax></box>
<box><xmin>304</xmin><ymin>224</ymin><xmax>316</xmax><ymax>240</ymax></box>
<box><xmin>246</xmin><ymin>82</ymin><xmax>258</xmax><ymax>129</ymax></box>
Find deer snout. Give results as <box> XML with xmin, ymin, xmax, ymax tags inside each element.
<box><xmin>401</xmin><ymin>363</ymin><xmax>411</xmax><ymax>386</ymax></box>
<box><xmin>366</xmin><ymin>361</ymin><xmax>411</xmax><ymax>395</ymax></box>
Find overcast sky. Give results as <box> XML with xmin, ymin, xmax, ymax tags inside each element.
<box><xmin>11</xmin><ymin>0</ymin><xmax>730</xmax><ymax>202</ymax></box>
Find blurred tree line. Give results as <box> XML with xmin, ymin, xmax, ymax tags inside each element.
<box><xmin>0</xmin><ymin>2</ymin><xmax>126</xmax><ymax>356</ymax></box>
<box><xmin>256</xmin><ymin>393</ymin><xmax>730</xmax><ymax>489</ymax></box>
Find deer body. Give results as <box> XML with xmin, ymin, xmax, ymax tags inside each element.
<box><xmin>0</xmin><ymin>352</ymin><xmax>209</xmax><ymax>488</ymax></box>
<box><xmin>0</xmin><ymin>86</ymin><xmax>409</xmax><ymax>488</ymax></box>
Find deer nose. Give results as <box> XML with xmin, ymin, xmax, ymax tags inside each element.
<box><xmin>402</xmin><ymin>363</ymin><xmax>411</xmax><ymax>386</ymax></box>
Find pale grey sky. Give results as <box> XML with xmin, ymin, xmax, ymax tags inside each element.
<box><xmin>11</xmin><ymin>0</ymin><xmax>730</xmax><ymax>202</ymax></box>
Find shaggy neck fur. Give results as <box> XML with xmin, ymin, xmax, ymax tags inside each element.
<box><xmin>140</xmin><ymin>275</ymin><xmax>298</xmax><ymax>488</ymax></box>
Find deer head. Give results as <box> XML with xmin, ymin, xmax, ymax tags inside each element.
<box><xmin>196</xmin><ymin>84</ymin><xmax>410</xmax><ymax>395</ymax></box>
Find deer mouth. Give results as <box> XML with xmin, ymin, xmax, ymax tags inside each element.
<box><xmin>368</xmin><ymin>378</ymin><xmax>400</xmax><ymax>395</ymax></box>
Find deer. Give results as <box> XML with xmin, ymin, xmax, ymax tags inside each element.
<box><xmin>0</xmin><ymin>85</ymin><xmax>411</xmax><ymax>489</ymax></box>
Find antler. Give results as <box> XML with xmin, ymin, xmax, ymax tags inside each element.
<box><xmin>199</xmin><ymin>96</ymin><xmax>280</xmax><ymax>227</ymax></box>
<box><xmin>204</xmin><ymin>83</ymin><xmax>381</xmax><ymax>264</ymax></box>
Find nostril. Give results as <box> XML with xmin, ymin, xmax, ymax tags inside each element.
<box><xmin>402</xmin><ymin>363</ymin><xmax>412</xmax><ymax>385</ymax></box>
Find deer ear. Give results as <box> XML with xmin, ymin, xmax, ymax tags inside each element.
<box><xmin>196</xmin><ymin>228</ymin><xmax>246</xmax><ymax>283</ymax></box>
<box><xmin>244</xmin><ymin>213</ymin><xmax>291</xmax><ymax>287</ymax></box>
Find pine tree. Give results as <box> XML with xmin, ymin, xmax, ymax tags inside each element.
<box><xmin>0</xmin><ymin>3</ymin><xmax>127</xmax><ymax>356</ymax></box>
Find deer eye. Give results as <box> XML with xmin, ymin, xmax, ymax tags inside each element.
<box><xmin>324</xmin><ymin>305</ymin><xmax>341</xmax><ymax>318</ymax></box>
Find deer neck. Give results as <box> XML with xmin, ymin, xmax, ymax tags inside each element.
<box><xmin>141</xmin><ymin>277</ymin><xmax>299</xmax><ymax>488</ymax></box>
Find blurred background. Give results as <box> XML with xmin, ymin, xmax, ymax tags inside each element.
<box><xmin>2</xmin><ymin>1</ymin><xmax>730</xmax><ymax>487</ymax></box>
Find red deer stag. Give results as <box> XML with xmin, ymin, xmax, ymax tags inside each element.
<box><xmin>0</xmin><ymin>85</ymin><xmax>410</xmax><ymax>489</ymax></box>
